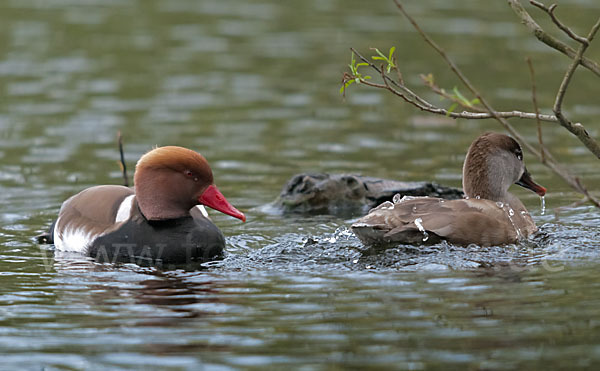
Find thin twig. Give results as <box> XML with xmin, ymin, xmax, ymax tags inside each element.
<box><xmin>507</xmin><ymin>0</ymin><xmax>600</xmax><ymax>77</ymax></box>
<box><xmin>394</xmin><ymin>0</ymin><xmax>542</xmax><ymax>156</ymax></box>
<box><xmin>575</xmin><ymin>177</ymin><xmax>600</xmax><ymax>208</ymax></box>
<box><xmin>349</xmin><ymin>48</ymin><xmax>558</xmax><ymax>123</ymax></box>
<box><xmin>350</xmin><ymin>47</ymin><xmax>432</xmax><ymax>109</ymax></box>
<box><xmin>526</xmin><ymin>57</ymin><xmax>545</xmax><ymax>163</ymax></box>
<box><xmin>420</xmin><ymin>74</ymin><xmax>487</xmax><ymax>113</ymax></box>
<box><xmin>553</xmin><ymin>16</ymin><xmax>600</xmax><ymax>159</ymax></box>
<box><xmin>530</xmin><ymin>1</ymin><xmax>589</xmax><ymax>44</ymax></box>
<box><xmin>117</xmin><ymin>131</ymin><xmax>129</xmax><ymax>187</ymax></box>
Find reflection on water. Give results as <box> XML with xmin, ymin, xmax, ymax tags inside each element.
<box><xmin>1</xmin><ymin>0</ymin><xmax>600</xmax><ymax>369</ymax></box>
<box><xmin>4</xmin><ymin>255</ymin><xmax>600</xmax><ymax>369</ymax></box>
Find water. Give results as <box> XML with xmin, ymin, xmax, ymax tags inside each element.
<box><xmin>2</xmin><ymin>0</ymin><xmax>600</xmax><ymax>369</ymax></box>
<box><xmin>541</xmin><ymin>195</ymin><xmax>546</xmax><ymax>215</ymax></box>
<box><xmin>414</xmin><ymin>217</ymin><xmax>429</xmax><ymax>242</ymax></box>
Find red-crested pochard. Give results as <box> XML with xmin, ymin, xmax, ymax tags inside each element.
<box><xmin>351</xmin><ymin>132</ymin><xmax>546</xmax><ymax>247</ymax></box>
<box><xmin>48</xmin><ymin>146</ymin><xmax>245</xmax><ymax>264</ymax></box>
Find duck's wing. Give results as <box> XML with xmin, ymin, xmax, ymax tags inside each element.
<box><xmin>53</xmin><ymin>185</ymin><xmax>135</xmax><ymax>252</ymax></box>
<box><xmin>352</xmin><ymin>198</ymin><xmax>521</xmax><ymax>246</ymax></box>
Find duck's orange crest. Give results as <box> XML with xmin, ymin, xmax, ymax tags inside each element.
<box><xmin>136</xmin><ymin>146</ymin><xmax>211</xmax><ymax>175</ymax></box>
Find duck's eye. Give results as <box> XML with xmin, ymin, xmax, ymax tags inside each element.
<box><xmin>515</xmin><ymin>150</ymin><xmax>523</xmax><ymax>161</ymax></box>
<box><xmin>184</xmin><ymin>170</ymin><xmax>198</xmax><ymax>181</ymax></box>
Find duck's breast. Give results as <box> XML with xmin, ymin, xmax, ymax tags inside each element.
<box><xmin>89</xmin><ymin>205</ymin><xmax>225</xmax><ymax>265</ymax></box>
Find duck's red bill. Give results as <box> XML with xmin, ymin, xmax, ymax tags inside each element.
<box><xmin>516</xmin><ymin>170</ymin><xmax>546</xmax><ymax>196</ymax></box>
<box><xmin>199</xmin><ymin>184</ymin><xmax>246</xmax><ymax>222</ymax></box>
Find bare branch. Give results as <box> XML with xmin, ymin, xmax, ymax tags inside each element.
<box><xmin>394</xmin><ymin>1</ymin><xmax>539</xmax><ymax>155</ymax></box>
<box><xmin>420</xmin><ymin>74</ymin><xmax>487</xmax><ymax>113</ymax></box>
<box><xmin>117</xmin><ymin>131</ymin><xmax>129</xmax><ymax>187</ymax></box>
<box><xmin>347</xmin><ymin>48</ymin><xmax>559</xmax><ymax>122</ymax></box>
<box><xmin>553</xmin><ymin>17</ymin><xmax>600</xmax><ymax>159</ymax></box>
<box><xmin>507</xmin><ymin>0</ymin><xmax>600</xmax><ymax>77</ymax></box>
<box><xmin>393</xmin><ymin>0</ymin><xmax>600</xmax><ymax>207</ymax></box>
<box><xmin>530</xmin><ymin>1</ymin><xmax>589</xmax><ymax>44</ymax></box>
<box><xmin>575</xmin><ymin>177</ymin><xmax>600</xmax><ymax>208</ymax></box>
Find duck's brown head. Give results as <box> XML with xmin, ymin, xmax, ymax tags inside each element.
<box><xmin>134</xmin><ymin>146</ymin><xmax>245</xmax><ymax>221</ymax></box>
<box><xmin>462</xmin><ymin>132</ymin><xmax>546</xmax><ymax>201</ymax></box>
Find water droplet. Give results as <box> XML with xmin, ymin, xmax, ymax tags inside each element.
<box><xmin>352</xmin><ymin>259</ymin><xmax>359</xmax><ymax>264</ymax></box>
<box><xmin>412</xmin><ymin>206</ymin><xmax>417</xmax><ymax>212</ymax></box>
<box><xmin>379</xmin><ymin>201</ymin><xmax>394</xmax><ymax>210</ymax></box>
<box><xmin>496</xmin><ymin>201</ymin><xmax>504</xmax><ymax>208</ymax></box>
<box><xmin>501</xmin><ymin>204</ymin><xmax>522</xmax><ymax>240</ymax></box>
<box><xmin>540</xmin><ymin>195</ymin><xmax>546</xmax><ymax>215</ymax></box>
<box><xmin>414</xmin><ymin>217</ymin><xmax>429</xmax><ymax>242</ymax></box>
<box><xmin>475</xmin><ymin>195</ymin><xmax>481</xmax><ymax>199</ymax></box>
<box><xmin>394</xmin><ymin>195</ymin><xmax>418</xmax><ymax>204</ymax></box>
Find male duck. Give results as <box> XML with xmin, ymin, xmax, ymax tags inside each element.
<box><xmin>48</xmin><ymin>146</ymin><xmax>245</xmax><ymax>264</ymax></box>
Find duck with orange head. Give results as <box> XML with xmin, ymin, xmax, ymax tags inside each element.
<box><xmin>49</xmin><ymin>146</ymin><xmax>245</xmax><ymax>265</ymax></box>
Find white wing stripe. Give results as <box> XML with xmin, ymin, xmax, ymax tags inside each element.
<box><xmin>115</xmin><ymin>195</ymin><xmax>135</xmax><ymax>223</ymax></box>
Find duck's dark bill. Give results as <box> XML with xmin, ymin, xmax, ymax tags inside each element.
<box><xmin>516</xmin><ymin>169</ymin><xmax>546</xmax><ymax>196</ymax></box>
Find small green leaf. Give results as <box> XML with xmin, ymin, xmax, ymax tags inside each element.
<box><xmin>453</xmin><ymin>86</ymin><xmax>470</xmax><ymax>105</ymax></box>
<box><xmin>388</xmin><ymin>46</ymin><xmax>396</xmax><ymax>60</ymax></box>
<box><xmin>340</xmin><ymin>79</ymin><xmax>355</xmax><ymax>94</ymax></box>
<box><xmin>422</xmin><ymin>73</ymin><xmax>434</xmax><ymax>85</ymax></box>
<box><xmin>374</xmin><ymin>48</ymin><xmax>387</xmax><ymax>60</ymax></box>
<box><xmin>447</xmin><ymin>103</ymin><xmax>458</xmax><ymax>116</ymax></box>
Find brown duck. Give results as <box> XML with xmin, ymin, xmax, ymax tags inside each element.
<box><xmin>351</xmin><ymin>132</ymin><xmax>546</xmax><ymax>246</ymax></box>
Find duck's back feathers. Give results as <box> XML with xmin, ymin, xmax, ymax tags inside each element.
<box><xmin>53</xmin><ymin>185</ymin><xmax>134</xmax><ymax>252</ymax></box>
<box><xmin>351</xmin><ymin>197</ymin><xmax>537</xmax><ymax>247</ymax></box>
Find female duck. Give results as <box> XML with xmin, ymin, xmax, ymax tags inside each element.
<box><xmin>351</xmin><ymin>132</ymin><xmax>546</xmax><ymax>246</ymax></box>
<box><xmin>49</xmin><ymin>146</ymin><xmax>245</xmax><ymax>265</ymax></box>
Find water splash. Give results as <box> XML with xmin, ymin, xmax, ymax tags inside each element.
<box><xmin>393</xmin><ymin>194</ymin><xmax>418</xmax><ymax>204</ymax></box>
<box><xmin>540</xmin><ymin>195</ymin><xmax>546</xmax><ymax>215</ymax></box>
<box><xmin>496</xmin><ymin>201</ymin><xmax>522</xmax><ymax>240</ymax></box>
<box><xmin>326</xmin><ymin>227</ymin><xmax>355</xmax><ymax>243</ymax></box>
<box><xmin>379</xmin><ymin>201</ymin><xmax>395</xmax><ymax>210</ymax></box>
<box><xmin>414</xmin><ymin>217</ymin><xmax>429</xmax><ymax>242</ymax></box>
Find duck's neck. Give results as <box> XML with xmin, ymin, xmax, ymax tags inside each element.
<box><xmin>462</xmin><ymin>150</ymin><xmax>513</xmax><ymax>202</ymax></box>
<box><xmin>135</xmin><ymin>171</ymin><xmax>192</xmax><ymax>221</ymax></box>
<box><xmin>462</xmin><ymin>164</ymin><xmax>501</xmax><ymax>201</ymax></box>
<box><xmin>463</xmin><ymin>169</ymin><xmax>528</xmax><ymax>214</ymax></box>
